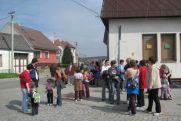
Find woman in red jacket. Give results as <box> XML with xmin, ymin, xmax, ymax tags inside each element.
<box><xmin>137</xmin><ymin>60</ymin><xmax>148</xmax><ymax>110</ymax></box>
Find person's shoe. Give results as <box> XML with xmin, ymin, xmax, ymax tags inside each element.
<box><xmin>153</xmin><ymin>113</ymin><xmax>160</xmax><ymax>116</ymax></box>
<box><xmin>47</xmin><ymin>103</ymin><xmax>50</xmax><ymax>106</ymax></box>
<box><xmin>145</xmin><ymin>110</ymin><xmax>152</xmax><ymax>114</ymax></box>
<box><xmin>136</xmin><ymin>107</ymin><xmax>140</xmax><ymax>110</ymax></box>
<box><xmin>102</xmin><ymin>99</ymin><xmax>105</xmax><ymax>101</ymax></box>
<box><xmin>127</xmin><ymin>100</ymin><xmax>129</xmax><ymax>104</ymax></box>
<box><xmin>75</xmin><ymin>99</ymin><xmax>78</xmax><ymax>102</ymax></box>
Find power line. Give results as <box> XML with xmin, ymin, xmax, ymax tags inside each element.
<box><xmin>0</xmin><ymin>15</ymin><xmax>10</xmax><ymax>22</ymax></box>
<box><xmin>69</xmin><ymin>0</ymin><xmax>100</xmax><ymax>16</ymax></box>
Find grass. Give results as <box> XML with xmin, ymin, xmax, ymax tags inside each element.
<box><xmin>0</xmin><ymin>73</ymin><xmax>19</xmax><ymax>79</ymax></box>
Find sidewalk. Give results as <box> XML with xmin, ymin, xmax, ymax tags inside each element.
<box><xmin>0</xmin><ymin>78</ymin><xmax>181</xmax><ymax>121</ymax></box>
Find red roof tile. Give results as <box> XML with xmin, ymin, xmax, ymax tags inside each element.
<box><xmin>14</xmin><ymin>24</ymin><xmax>58</xmax><ymax>51</ymax></box>
<box><xmin>101</xmin><ymin>0</ymin><xmax>181</xmax><ymax>19</ymax></box>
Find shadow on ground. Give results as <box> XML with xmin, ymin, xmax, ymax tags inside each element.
<box><xmin>5</xmin><ymin>100</ymin><xmax>21</xmax><ymax>112</ymax></box>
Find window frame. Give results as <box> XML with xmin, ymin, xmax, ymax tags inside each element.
<box><xmin>44</xmin><ymin>51</ymin><xmax>49</xmax><ymax>59</ymax></box>
<box><xmin>161</xmin><ymin>33</ymin><xmax>177</xmax><ymax>62</ymax></box>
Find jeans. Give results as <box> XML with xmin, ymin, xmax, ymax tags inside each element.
<box><xmin>57</xmin><ymin>83</ymin><xmax>62</xmax><ymax>106</ymax></box>
<box><xmin>84</xmin><ymin>82</ymin><xmax>90</xmax><ymax>98</ymax></box>
<box><xmin>147</xmin><ymin>89</ymin><xmax>161</xmax><ymax>113</ymax></box>
<box><xmin>102</xmin><ymin>78</ymin><xmax>110</xmax><ymax>100</ymax></box>
<box><xmin>21</xmin><ymin>88</ymin><xmax>28</xmax><ymax>113</ymax></box>
<box><xmin>109</xmin><ymin>79</ymin><xmax>120</xmax><ymax>104</ymax></box>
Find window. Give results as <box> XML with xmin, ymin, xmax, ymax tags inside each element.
<box><xmin>161</xmin><ymin>34</ymin><xmax>176</xmax><ymax>61</ymax></box>
<box><xmin>34</xmin><ymin>51</ymin><xmax>41</xmax><ymax>58</ymax></box>
<box><xmin>142</xmin><ymin>34</ymin><xmax>157</xmax><ymax>60</ymax></box>
<box><xmin>45</xmin><ymin>51</ymin><xmax>49</xmax><ymax>59</ymax></box>
<box><xmin>0</xmin><ymin>54</ymin><xmax>2</xmax><ymax>67</ymax></box>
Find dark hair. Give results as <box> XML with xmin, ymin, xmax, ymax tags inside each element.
<box><xmin>149</xmin><ymin>56</ymin><xmax>157</xmax><ymax>64</ymax></box>
<box><xmin>31</xmin><ymin>58</ymin><xmax>38</xmax><ymax>64</ymax></box>
<box><xmin>111</xmin><ymin>60</ymin><xmax>116</xmax><ymax>65</ymax></box>
<box><xmin>139</xmin><ymin>60</ymin><xmax>146</xmax><ymax>66</ymax></box>
<box><xmin>27</xmin><ymin>64</ymin><xmax>33</xmax><ymax>70</ymax></box>
<box><xmin>105</xmin><ymin>59</ymin><xmax>109</xmax><ymax>63</ymax></box>
<box><xmin>130</xmin><ymin>59</ymin><xmax>136</xmax><ymax>68</ymax></box>
<box><xmin>120</xmin><ymin>59</ymin><xmax>124</xmax><ymax>63</ymax></box>
<box><xmin>75</xmin><ymin>68</ymin><xmax>80</xmax><ymax>73</ymax></box>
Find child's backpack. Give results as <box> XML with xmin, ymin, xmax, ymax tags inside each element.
<box><xmin>33</xmin><ymin>91</ymin><xmax>41</xmax><ymax>103</ymax></box>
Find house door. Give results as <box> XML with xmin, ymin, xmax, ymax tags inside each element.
<box><xmin>142</xmin><ymin>34</ymin><xmax>157</xmax><ymax>60</ymax></box>
<box><xmin>14</xmin><ymin>53</ymin><xmax>28</xmax><ymax>73</ymax></box>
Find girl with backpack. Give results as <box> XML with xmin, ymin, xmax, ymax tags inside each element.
<box><xmin>126</xmin><ymin>60</ymin><xmax>139</xmax><ymax>116</ymax></box>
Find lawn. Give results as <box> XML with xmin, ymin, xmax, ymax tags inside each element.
<box><xmin>0</xmin><ymin>73</ymin><xmax>19</xmax><ymax>79</ymax></box>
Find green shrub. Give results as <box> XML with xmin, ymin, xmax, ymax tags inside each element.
<box><xmin>0</xmin><ymin>73</ymin><xmax>19</xmax><ymax>79</ymax></box>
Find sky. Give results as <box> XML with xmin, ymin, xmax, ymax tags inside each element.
<box><xmin>0</xmin><ymin>0</ymin><xmax>106</xmax><ymax>57</ymax></box>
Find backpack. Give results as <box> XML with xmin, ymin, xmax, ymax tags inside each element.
<box><xmin>30</xmin><ymin>68</ymin><xmax>37</xmax><ymax>79</ymax></box>
<box><xmin>33</xmin><ymin>91</ymin><xmax>41</xmax><ymax>103</ymax></box>
<box><xmin>127</xmin><ymin>71</ymin><xmax>139</xmax><ymax>89</ymax></box>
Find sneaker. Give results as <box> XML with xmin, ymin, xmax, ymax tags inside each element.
<box><xmin>75</xmin><ymin>99</ymin><xmax>78</xmax><ymax>102</ymax></box>
<box><xmin>153</xmin><ymin>113</ymin><xmax>160</xmax><ymax>116</ymax></box>
<box><xmin>136</xmin><ymin>107</ymin><xmax>140</xmax><ymax>110</ymax></box>
<box><xmin>47</xmin><ymin>104</ymin><xmax>50</xmax><ymax>106</ymax></box>
<box><xmin>145</xmin><ymin>110</ymin><xmax>152</xmax><ymax>114</ymax></box>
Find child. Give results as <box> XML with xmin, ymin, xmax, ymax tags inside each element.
<box><xmin>46</xmin><ymin>78</ymin><xmax>54</xmax><ymax>106</ymax></box>
<box><xmin>83</xmin><ymin>69</ymin><xmax>92</xmax><ymax>98</ymax></box>
<box><xmin>28</xmin><ymin>84</ymin><xmax>40</xmax><ymax>116</ymax></box>
<box><xmin>74</xmin><ymin>68</ymin><xmax>84</xmax><ymax>101</ymax></box>
<box><xmin>160</xmin><ymin>64</ymin><xmax>170</xmax><ymax>100</ymax></box>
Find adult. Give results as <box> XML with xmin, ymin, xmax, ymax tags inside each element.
<box><xmin>30</xmin><ymin>58</ymin><xmax>39</xmax><ymax>88</ymax></box>
<box><xmin>146</xmin><ymin>57</ymin><xmax>161</xmax><ymax>116</ymax></box>
<box><xmin>19</xmin><ymin>64</ymin><xmax>32</xmax><ymax>113</ymax></box>
<box><xmin>55</xmin><ymin>65</ymin><xmax>66</xmax><ymax>107</ymax></box>
<box><xmin>101</xmin><ymin>60</ymin><xmax>111</xmax><ymax>101</ymax></box>
<box><xmin>126</xmin><ymin>60</ymin><xmax>139</xmax><ymax>115</ymax></box>
<box><xmin>108</xmin><ymin>60</ymin><xmax>120</xmax><ymax>104</ymax></box>
<box><xmin>137</xmin><ymin>60</ymin><xmax>148</xmax><ymax>110</ymax></box>
<box><xmin>66</xmin><ymin>63</ymin><xmax>75</xmax><ymax>85</ymax></box>
<box><xmin>94</xmin><ymin>61</ymin><xmax>101</xmax><ymax>87</ymax></box>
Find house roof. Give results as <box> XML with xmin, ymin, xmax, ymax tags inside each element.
<box><xmin>53</xmin><ymin>39</ymin><xmax>75</xmax><ymax>49</ymax></box>
<box><xmin>101</xmin><ymin>0</ymin><xmax>181</xmax><ymax>20</ymax></box>
<box><xmin>0</xmin><ymin>32</ymin><xmax>34</xmax><ymax>52</ymax></box>
<box><xmin>14</xmin><ymin>24</ymin><xmax>58</xmax><ymax>51</ymax></box>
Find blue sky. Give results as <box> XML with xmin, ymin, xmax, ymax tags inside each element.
<box><xmin>0</xmin><ymin>0</ymin><xmax>106</xmax><ymax>57</ymax></box>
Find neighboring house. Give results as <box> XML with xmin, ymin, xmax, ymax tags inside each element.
<box><xmin>53</xmin><ymin>39</ymin><xmax>78</xmax><ymax>64</ymax></box>
<box><xmin>0</xmin><ymin>33</ymin><xmax>34</xmax><ymax>73</ymax></box>
<box><xmin>1</xmin><ymin>23</ymin><xmax>58</xmax><ymax>66</ymax></box>
<box><xmin>101</xmin><ymin>0</ymin><xmax>181</xmax><ymax>78</ymax></box>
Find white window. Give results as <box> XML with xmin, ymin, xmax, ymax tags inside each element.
<box><xmin>0</xmin><ymin>54</ymin><xmax>2</xmax><ymax>67</ymax></box>
<box><xmin>45</xmin><ymin>51</ymin><xmax>49</xmax><ymax>59</ymax></box>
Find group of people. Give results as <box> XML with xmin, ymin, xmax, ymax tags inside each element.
<box><xmin>19</xmin><ymin>56</ymin><xmax>172</xmax><ymax>117</ymax></box>
<box><xmin>100</xmin><ymin>56</ymin><xmax>172</xmax><ymax>116</ymax></box>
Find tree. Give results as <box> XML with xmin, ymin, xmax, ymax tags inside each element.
<box><xmin>62</xmin><ymin>46</ymin><xmax>73</xmax><ymax>64</ymax></box>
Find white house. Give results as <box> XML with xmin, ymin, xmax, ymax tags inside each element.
<box><xmin>101</xmin><ymin>0</ymin><xmax>181</xmax><ymax>79</ymax></box>
<box><xmin>54</xmin><ymin>39</ymin><xmax>78</xmax><ymax>64</ymax></box>
<box><xmin>0</xmin><ymin>33</ymin><xmax>34</xmax><ymax>73</ymax></box>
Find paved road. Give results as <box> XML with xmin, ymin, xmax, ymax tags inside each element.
<box><xmin>0</xmin><ymin>77</ymin><xmax>181</xmax><ymax>121</ymax></box>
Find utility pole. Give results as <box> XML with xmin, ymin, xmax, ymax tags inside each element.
<box><xmin>118</xmin><ymin>26</ymin><xmax>121</xmax><ymax>65</ymax></box>
<box><xmin>9</xmin><ymin>11</ymin><xmax>15</xmax><ymax>73</ymax></box>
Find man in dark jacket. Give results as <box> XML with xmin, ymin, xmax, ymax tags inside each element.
<box><xmin>108</xmin><ymin>60</ymin><xmax>120</xmax><ymax>105</ymax></box>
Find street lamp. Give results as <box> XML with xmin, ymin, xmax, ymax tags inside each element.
<box><xmin>8</xmin><ymin>11</ymin><xmax>15</xmax><ymax>73</ymax></box>
<box><xmin>118</xmin><ymin>26</ymin><xmax>121</xmax><ymax>65</ymax></box>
